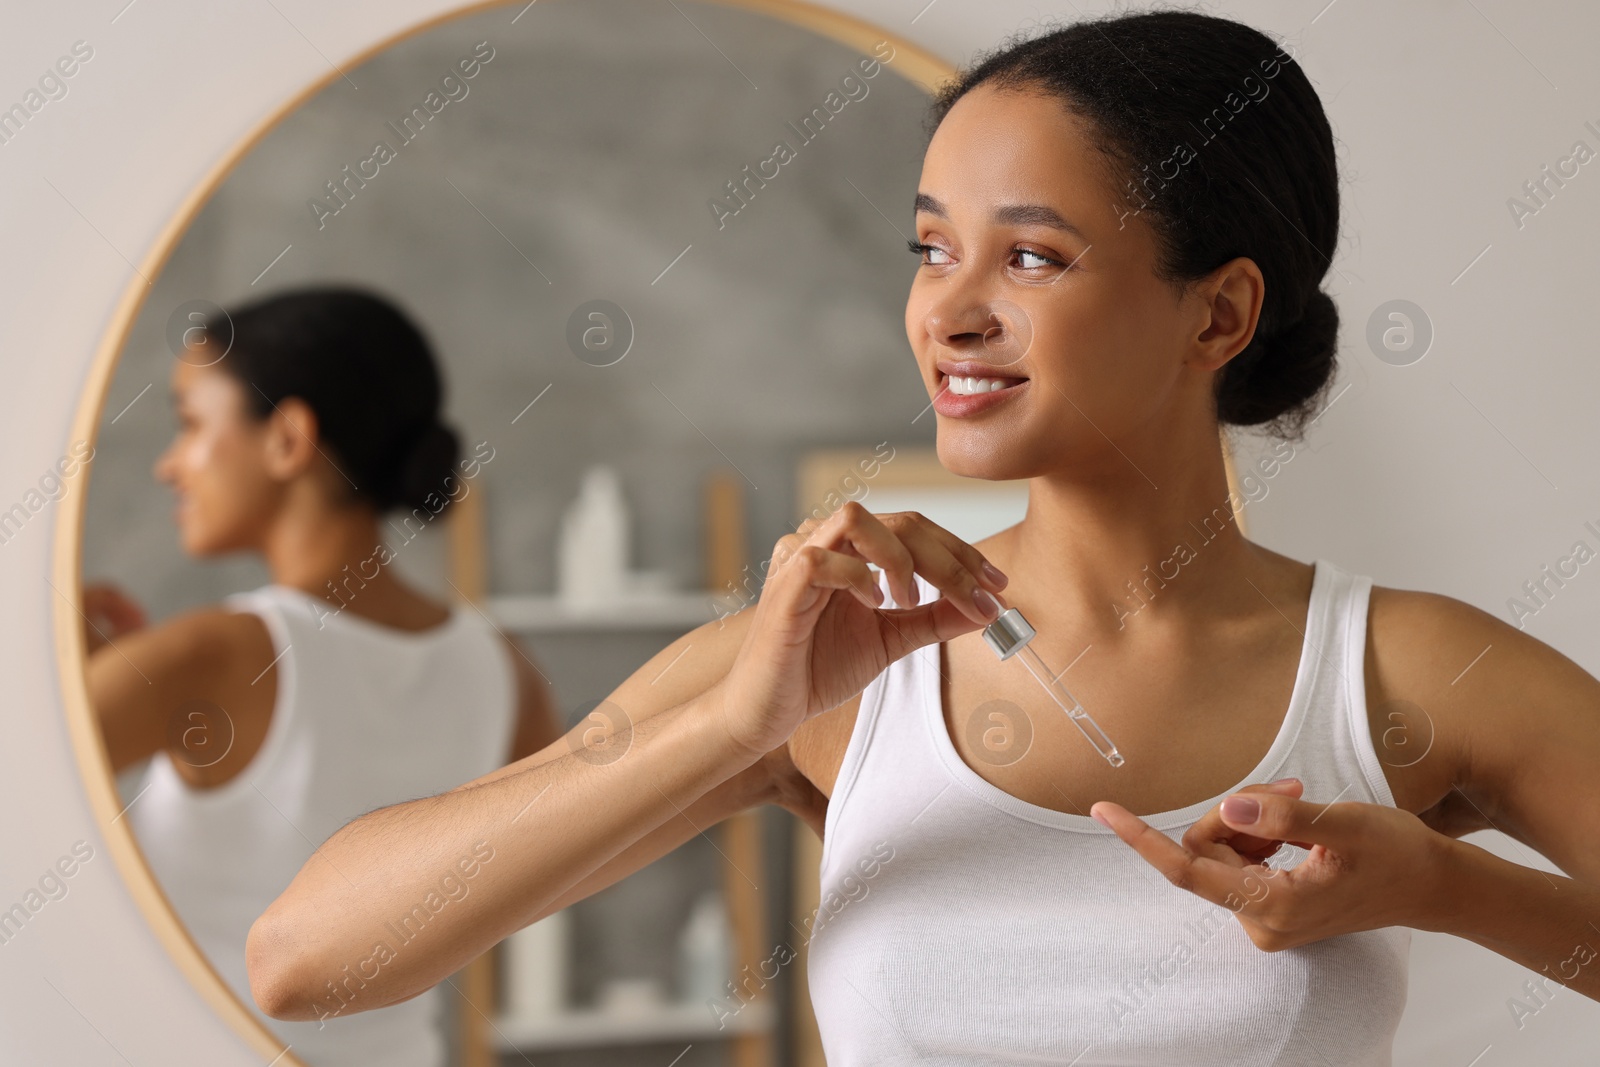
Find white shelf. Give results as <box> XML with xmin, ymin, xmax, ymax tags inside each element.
<box><xmin>485</xmin><ymin>592</ymin><xmax>726</xmax><ymax>632</ymax></box>
<box><xmin>493</xmin><ymin>998</ymin><xmax>775</xmax><ymax>1050</ymax></box>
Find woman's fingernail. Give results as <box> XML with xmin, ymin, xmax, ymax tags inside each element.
<box><xmin>1090</xmin><ymin>807</ymin><xmax>1111</xmax><ymax>829</ymax></box>
<box><xmin>981</xmin><ymin>560</ymin><xmax>1008</xmax><ymax>588</ymax></box>
<box><xmin>1271</xmin><ymin>777</ymin><xmax>1300</xmax><ymax>787</ymax></box>
<box><xmin>1221</xmin><ymin>795</ymin><xmax>1260</xmax><ymax>823</ymax></box>
<box><xmin>972</xmin><ymin>587</ymin><xmax>999</xmax><ymax>619</ymax></box>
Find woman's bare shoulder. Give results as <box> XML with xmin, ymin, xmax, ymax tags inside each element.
<box><xmin>86</xmin><ymin>603</ymin><xmax>276</xmax><ymax>773</ymax></box>
<box><xmin>1365</xmin><ymin>580</ymin><xmax>1510</xmax><ymax>717</ymax></box>
<box><xmin>89</xmin><ymin>603</ymin><xmax>272</xmax><ymax>683</ymax></box>
<box><xmin>1367</xmin><ymin>577</ymin><xmax>1600</xmax><ymax>883</ymax></box>
<box><xmin>1364</xmin><ymin>580</ymin><xmax>1540</xmax><ymax>829</ymax></box>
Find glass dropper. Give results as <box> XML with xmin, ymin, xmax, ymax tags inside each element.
<box><xmin>981</xmin><ymin>605</ymin><xmax>1125</xmax><ymax>768</ymax></box>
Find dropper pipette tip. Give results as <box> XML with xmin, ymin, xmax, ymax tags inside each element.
<box><xmin>982</xmin><ymin>605</ymin><xmax>1125</xmax><ymax>769</ymax></box>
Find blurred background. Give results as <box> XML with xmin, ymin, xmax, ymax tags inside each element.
<box><xmin>5</xmin><ymin>0</ymin><xmax>1599</xmax><ymax>1064</ymax></box>
<box><xmin>81</xmin><ymin>2</ymin><xmax>953</xmax><ymax>1065</ymax></box>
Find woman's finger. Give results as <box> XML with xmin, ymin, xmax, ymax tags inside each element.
<box><xmin>883</xmin><ymin>509</ymin><xmax>1010</xmax><ymax>597</ymax></box>
<box><xmin>787</xmin><ymin>504</ymin><xmax>933</xmax><ymax>618</ymax></box>
<box><xmin>1181</xmin><ymin>779</ymin><xmax>1304</xmax><ymax>866</ymax></box>
<box><xmin>1092</xmin><ymin>800</ymin><xmax>1285</xmax><ymax>917</ymax></box>
<box><xmin>807</xmin><ymin>504</ymin><xmax>1006</xmax><ymax>626</ymax></box>
<box><xmin>779</xmin><ymin>544</ymin><xmax>885</xmax><ymax>614</ymax></box>
<box><xmin>770</xmin><ymin>505</ymin><xmax>908</xmax><ymax>605</ymax></box>
<box><xmin>83</xmin><ymin>582</ymin><xmax>147</xmax><ymax>637</ymax></box>
<box><xmin>871</xmin><ymin>510</ymin><xmax>1011</xmax><ymax>624</ymax></box>
<box><xmin>872</xmin><ymin>595</ymin><xmax>994</xmax><ymax>662</ymax></box>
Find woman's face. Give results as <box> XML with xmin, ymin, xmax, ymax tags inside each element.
<box><xmin>153</xmin><ymin>357</ymin><xmax>282</xmax><ymax>555</ymax></box>
<box><xmin>907</xmin><ymin>83</ymin><xmax>1218</xmax><ymax>481</ymax></box>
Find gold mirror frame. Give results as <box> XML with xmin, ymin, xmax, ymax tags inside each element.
<box><xmin>49</xmin><ymin>1</ymin><xmax>950</xmax><ymax>1061</ymax></box>
<box><xmin>48</xmin><ymin>2</ymin><xmax>1251</xmax><ymax>1061</ymax></box>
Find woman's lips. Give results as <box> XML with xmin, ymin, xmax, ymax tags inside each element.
<box><xmin>933</xmin><ymin>370</ymin><xmax>1029</xmax><ymax>418</ymax></box>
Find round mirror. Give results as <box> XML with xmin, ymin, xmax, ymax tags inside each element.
<box><xmin>69</xmin><ymin>1</ymin><xmax>948</xmax><ymax>1063</ymax></box>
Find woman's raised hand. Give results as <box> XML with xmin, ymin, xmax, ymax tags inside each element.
<box><xmin>82</xmin><ymin>581</ymin><xmax>149</xmax><ymax>655</ymax></box>
<box><xmin>719</xmin><ymin>502</ymin><xmax>1008</xmax><ymax>758</ymax></box>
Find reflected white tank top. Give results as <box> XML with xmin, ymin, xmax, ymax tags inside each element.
<box><xmin>807</xmin><ymin>558</ymin><xmax>1410</xmax><ymax>1066</ymax></box>
<box><xmin>128</xmin><ymin>584</ymin><xmax>518</xmax><ymax>1067</ymax></box>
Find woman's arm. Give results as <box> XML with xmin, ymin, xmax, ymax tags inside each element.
<box><xmin>247</xmin><ymin>680</ymin><xmax>764</xmax><ymax>1020</ymax></box>
<box><xmin>1099</xmin><ymin>586</ymin><xmax>1600</xmax><ymax>1003</ymax></box>
<box><xmin>1394</xmin><ymin>591</ymin><xmax>1600</xmax><ymax>887</ymax></box>
<box><xmin>1438</xmin><ymin>835</ymin><xmax>1600</xmax><ymax>1001</ymax></box>
<box><xmin>86</xmin><ymin>607</ymin><xmax>273</xmax><ymax>773</ymax></box>
<box><xmin>247</xmin><ymin>503</ymin><xmax>1006</xmax><ymax>1021</ymax></box>
<box><xmin>245</xmin><ymin>605</ymin><xmax>775</xmax><ymax>1020</ymax></box>
<box><xmin>1401</xmin><ymin>589</ymin><xmax>1600</xmax><ymax>998</ymax></box>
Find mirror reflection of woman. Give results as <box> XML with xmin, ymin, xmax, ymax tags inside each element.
<box><xmin>250</xmin><ymin>12</ymin><xmax>1600</xmax><ymax>1064</ymax></box>
<box><xmin>84</xmin><ymin>286</ymin><xmax>561</xmax><ymax>1067</ymax></box>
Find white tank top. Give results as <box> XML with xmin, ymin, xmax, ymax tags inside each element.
<box><xmin>128</xmin><ymin>584</ymin><xmax>518</xmax><ymax>1067</ymax></box>
<box><xmin>807</xmin><ymin>557</ymin><xmax>1410</xmax><ymax>1066</ymax></box>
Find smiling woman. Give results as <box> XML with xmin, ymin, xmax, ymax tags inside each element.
<box><xmin>240</xmin><ymin>7</ymin><xmax>1600</xmax><ymax>1067</ymax></box>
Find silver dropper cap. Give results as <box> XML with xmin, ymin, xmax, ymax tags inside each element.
<box><xmin>982</xmin><ymin>607</ymin><xmax>1036</xmax><ymax>660</ymax></box>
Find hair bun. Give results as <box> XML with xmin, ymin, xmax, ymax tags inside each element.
<box><xmin>1217</xmin><ymin>288</ymin><xmax>1339</xmax><ymax>438</ymax></box>
<box><xmin>1277</xmin><ymin>288</ymin><xmax>1339</xmax><ymax>363</ymax></box>
<box><xmin>392</xmin><ymin>421</ymin><xmax>461</xmax><ymax>513</ymax></box>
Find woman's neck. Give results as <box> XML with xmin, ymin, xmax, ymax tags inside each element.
<box><xmin>998</xmin><ymin>436</ymin><xmax>1267</xmax><ymax>639</ymax></box>
<box><xmin>257</xmin><ymin>495</ymin><xmax>399</xmax><ymax>606</ymax></box>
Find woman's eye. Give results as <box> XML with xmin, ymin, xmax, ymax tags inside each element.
<box><xmin>907</xmin><ymin>239</ymin><xmax>1063</xmax><ymax>271</ymax></box>
<box><xmin>907</xmin><ymin>239</ymin><xmax>951</xmax><ymax>266</ymax></box>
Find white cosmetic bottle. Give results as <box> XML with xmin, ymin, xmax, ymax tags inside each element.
<box><xmin>557</xmin><ymin>464</ymin><xmax>629</xmax><ymax>607</ymax></box>
<box><xmin>675</xmin><ymin>890</ymin><xmax>733</xmax><ymax>1004</ymax></box>
<box><xmin>503</xmin><ymin>907</ymin><xmax>570</xmax><ymax>1020</ymax></box>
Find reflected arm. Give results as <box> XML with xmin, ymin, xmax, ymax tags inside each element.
<box><xmin>84</xmin><ymin>608</ymin><xmax>270</xmax><ymax>773</ymax></box>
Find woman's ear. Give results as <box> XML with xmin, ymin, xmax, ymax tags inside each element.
<box><xmin>260</xmin><ymin>396</ymin><xmax>322</xmax><ymax>482</ymax></box>
<box><xmin>1189</xmin><ymin>256</ymin><xmax>1265</xmax><ymax>372</ymax></box>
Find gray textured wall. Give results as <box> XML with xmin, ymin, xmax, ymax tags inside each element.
<box><xmin>83</xmin><ymin>0</ymin><xmax>935</xmax><ymax>619</ymax></box>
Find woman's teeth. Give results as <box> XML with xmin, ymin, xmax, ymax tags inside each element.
<box><xmin>946</xmin><ymin>375</ymin><xmax>1015</xmax><ymax>396</ymax></box>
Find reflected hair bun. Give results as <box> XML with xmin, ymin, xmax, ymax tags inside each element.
<box><xmin>206</xmin><ymin>285</ymin><xmax>462</xmax><ymax>515</ymax></box>
<box><xmin>392</xmin><ymin>421</ymin><xmax>462</xmax><ymax>514</ymax></box>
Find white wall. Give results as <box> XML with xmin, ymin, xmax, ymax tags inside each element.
<box><xmin>1</xmin><ymin>1</ymin><xmax>1595</xmax><ymax>1063</ymax></box>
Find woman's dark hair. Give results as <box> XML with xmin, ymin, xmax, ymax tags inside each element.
<box><xmin>926</xmin><ymin>7</ymin><xmax>1340</xmax><ymax>442</ymax></box>
<box><xmin>198</xmin><ymin>285</ymin><xmax>461</xmax><ymax>514</ymax></box>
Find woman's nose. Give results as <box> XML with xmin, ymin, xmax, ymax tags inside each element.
<box><xmin>923</xmin><ymin>296</ymin><xmax>1032</xmax><ymax>366</ymax></box>
<box><xmin>921</xmin><ymin>287</ymin><xmax>998</xmax><ymax>352</ymax></box>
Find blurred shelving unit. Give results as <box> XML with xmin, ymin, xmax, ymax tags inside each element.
<box><xmin>483</xmin><ymin>592</ymin><xmax>718</xmax><ymax>632</ymax></box>
<box><xmin>492</xmin><ymin>999</ymin><xmax>776</xmax><ymax>1052</ymax></box>
<box><xmin>446</xmin><ymin>470</ymin><xmax>776</xmax><ymax>1067</ymax></box>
